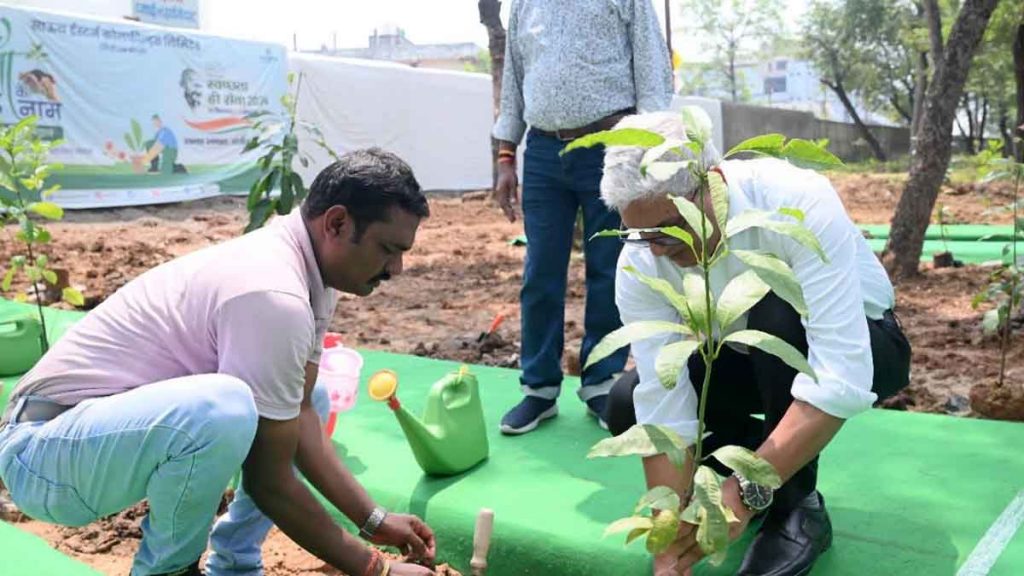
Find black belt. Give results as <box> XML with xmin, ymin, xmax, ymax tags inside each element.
<box><xmin>532</xmin><ymin>108</ymin><xmax>636</xmax><ymax>142</ymax></box>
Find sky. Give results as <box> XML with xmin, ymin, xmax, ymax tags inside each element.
<box><xmin>10</xmin><ymin>0</ymin><xmax>809</xmax><ymax>62</ymax></box>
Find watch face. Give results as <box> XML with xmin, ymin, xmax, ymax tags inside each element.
<box><xmin>744</xmin><ymin>482</ymin><xmax>773</xmax><ymax>510</ymax></box>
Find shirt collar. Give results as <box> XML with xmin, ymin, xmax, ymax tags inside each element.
<box><xmin>276</xmin><ymin>210</ymin><xmax>329</xmax><ymax>316</ymax></box>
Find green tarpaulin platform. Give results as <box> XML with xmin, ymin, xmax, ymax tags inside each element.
<box><xmin>1</xmin><ymin>300</ymin><xmax>1022</xmax><ymax>575</ymax></box>
<box><xmin>0</xmin><ymin>521</ymin><xmax>101</xmax><ymax>575</ymax></box>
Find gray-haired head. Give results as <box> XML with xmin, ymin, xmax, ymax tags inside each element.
<box><xmin>599</xmin><ymin>110</ymin><xmax>722</xmax><ymax>212</ymax></box>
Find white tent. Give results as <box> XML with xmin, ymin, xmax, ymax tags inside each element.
<box><xmin>289</xmin><ymin>53</ymin><xmax>494</xmax><ymax>192</ymax></box>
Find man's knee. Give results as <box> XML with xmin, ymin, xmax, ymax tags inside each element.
<box><xmin>176</xmin><ymin>375</ymin><xmax>258</xmax><ymax>452</ymax></box>
<box><xmin>605</xmin><ymin>369</ymin><xmax>639</xmax><ymax>436</ymax></box>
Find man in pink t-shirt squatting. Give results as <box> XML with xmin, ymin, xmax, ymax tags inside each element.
<box><xmin>0</xmin><ymin>149</ymin><xmax>438</xmax><ymax>576</ymax></box>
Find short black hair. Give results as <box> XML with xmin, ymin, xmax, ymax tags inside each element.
<box><xmin>302</xmin><ymin>148</ymin><xmax>429</xmax><ymax>239</ymax></box>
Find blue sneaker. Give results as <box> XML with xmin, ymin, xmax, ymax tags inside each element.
<box><xmin>500</xmin><ymin>396</ymin><xmax>558</xmax><ymax>435</ymax></box>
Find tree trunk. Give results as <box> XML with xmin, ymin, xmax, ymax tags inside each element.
<box><xmin>479</xmin><ymin>0</ymin><xmax>506</xmax><ymax>188</ymax></box>
<box><xmin>728</xmin><ymin>44</ymin><xmax>738</xmax><ymax>103</ymax></box>
<box><xmin>924</xmin><ymin>0</ymin><xmax>944</xmax><ymax>71</ymax></box>
<box><xmin>1014</xmin><ymin>23</ymin><xmax>1024</xmax><ymax>162</ymax></box>
<box><xmin>999</xmin><ymin>109</ymin><xmax>1016</xmax><ymax>159</ymax></box>
<box><xmin>884</xmin><ymin>0</ymin><xmax>1001</xmax><ymax>279</ymax></box>
<box><xmin>822</xmin><ymin>78</ymin><xmax>888</xmax><ymax>161</ymax></box>
<box><xmin>911</xmin><ymin>50</ymin><xmax>928</xmax><ymax>155</ymax></box>
<box><xmin>963</xmin><ymin>94</ymin><xmax>977</xmax><ymax>155</ymax></box>
<box><xmin>978</xmin><ymin>95</ymin><xmax>988</xmax><ymax>152</ymax></box>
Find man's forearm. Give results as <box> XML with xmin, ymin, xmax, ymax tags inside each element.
<box><xmin>756</xmin><ymin>400</ymin><xmax>844</xmax><ymax>482</ymax></box>
<box><xmin>643</xmin><ymin>452</ymin><xmax>694</xmax><ymax>499</ymax></box>
<box><xmin>294</xmin><ymin>405</ymin><xmax>377</xmax><ymax>527</ymax></box>
<box><xmin>246</xmin><ymin>473</ymin><xmax>373</xmax><ymax>575</ymax></box>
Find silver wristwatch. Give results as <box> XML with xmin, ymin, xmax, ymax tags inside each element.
<box><xmin>734</xmin><ymin>473</ymin><xmax>774</xmax><ymax>512</ymax></box>
<box><xmin>359</xmin><ymin>506</ymin><xmax>388</xmax><ymax>539</ymax></box>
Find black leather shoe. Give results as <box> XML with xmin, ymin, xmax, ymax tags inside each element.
<box><xmin>737</xmin><ymin>491</ymin><xmax>833</xmax><ymax>576</ymax></box>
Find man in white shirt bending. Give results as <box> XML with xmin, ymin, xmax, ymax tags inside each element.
<box><xmin>599</xmin><ymin>112</ymin><xmax>911</xmax><ymax>576</ymax></box>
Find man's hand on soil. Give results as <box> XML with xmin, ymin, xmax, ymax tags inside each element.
<box><xmin>370</xmin><ymin>512</ymin><xmax>437</xmax><ymax>566</ymax></box>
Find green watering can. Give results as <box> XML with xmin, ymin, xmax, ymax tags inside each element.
<box><xmin>370</xmin><ymin>366</ymin><xmax>489</xmax><ymax>476</ymax></box>
<box><xmin>0</xmin><ymin>315</ymin><xmax>44</xmax><ymax>377</ymax></box>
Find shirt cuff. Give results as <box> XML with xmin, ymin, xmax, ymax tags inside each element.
<box><xmin>492</xmin><ymin>115</ymin><xmax>526</xmax><ymax>146</ymax></box>
<box><xmin>790</xmin><ymin>373</ymin><xmax>878</xmax><ymax>419</ymax></box>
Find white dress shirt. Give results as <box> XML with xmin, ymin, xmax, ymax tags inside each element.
<box><xmin>616</xmin><ymin>158</ymin><xmax>895</xmax><ymax>442</ymax></box>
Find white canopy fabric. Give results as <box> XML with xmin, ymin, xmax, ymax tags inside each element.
<box><xmin>289</xmin><ymin>53</ymin><xmax>495</xmax><ymax>192</ymax></box>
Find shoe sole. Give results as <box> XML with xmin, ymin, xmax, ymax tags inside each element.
<box><xmin>586</xmin><ymin>407</ymin><xmax>609</xmax><ymax>430</ymax></box>
<box><xmin>500</xmin><ymin>405</ymin><xmax>559</xmax><ymax>435</ymax></box>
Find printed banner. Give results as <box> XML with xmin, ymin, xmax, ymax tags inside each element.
<box><xmin>0</xmin><ymin>5</ymin><xmax>285</xmax><ymax>208</ymax></box>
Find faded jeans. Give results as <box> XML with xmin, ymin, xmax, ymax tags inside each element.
<box><xmin>0</xmin><ymin>375</ymin><xmax>330</xmax><ymax>576</ymax></box>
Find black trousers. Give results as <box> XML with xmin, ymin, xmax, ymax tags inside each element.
<box><xmin>604</xmin><ymin>292</ymin><xmax>912</xmax><ymax>513</ymax></box>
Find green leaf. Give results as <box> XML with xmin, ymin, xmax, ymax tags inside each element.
<box><xmin>724</xmin><ymin>329</ymin><xmax>817</xmax><ymax>381</ymax></box>
<box><xmin>660</xmin><ymin>226</ymin><xmax>695</xmax><ymax>251</ymax></box>
<box><xmin>647</xmin><ymin>508</ymin><xmax>680</xmax><ymax>555</ymax></box>
<box><xmin>34</xmin><ymin>254</ymin><xmax>47</xmax><ymax>267</ymax></box>
<box><xmin>726</xmin><ymin>210</ymin><xmax>828</xmax><ymax>262</ymax></box>
<box><xmin>732</xmin><ymin>250</ymin><xmax>808</xmax><ymax>316</ymax></box>
<box><xmin>290</xmin><ymin>172</ymin><xmax>305</xmax><ymax>203</ymax></box>
<box><xmin>623</xmin><ymin>266</ymin><xmax>693</xmax><ymax>323</ymax></box>
<box><xmin>242</xmin><ymin>137</ymin><xmax>261</xmax><ymax>153</ymax></box>
<box><xmin>641</xmin><ymin>139</ymin><xmax>687</xmax><ymax>172</ymax></box>
<box><xmin>62</xmin><ymin>286</ymin><xmax>84</xmax><ymax>307</ymax></box>
<box><xmin>562</xmin><ymin>128</ymin><xmax>665</xmax><ymax>155</ymax></box>
<box><xmin>36</xmin><ymin>228</ymin><xmax>51</xmax><ymax>244</ymax></box>
<box><xmin>277</xmin><ymin>170</ymin><xmax>294</xmax><ymax>215</ymax></box>
<box><xmin>635</xmin><ymin>487</ymin><xmax>681</xmax><ymax>516</ymax></box>
<box><xmin>778</xmin><ymin>207</ymin><xmax>805</xmax><ymax>222</ymax></box>
<box><xmin>693</xmin><ymin>466</ymin><xmax>730</xmax><ymax>557</ymax></box>
<box><xmin>27</xmin><ymin>201</ymin><xmax>63</xmax><ymax>220</ymax></box>
<box><xmin>716</xmin><ymin>270</ymin><xmax>771</xmax><ymax>330</ymax></box>
<box><xmin>680</xmin><ymin>498</ymin><xmax>701</xmax><ymax>524</ymax></box>
<box><xmin>588</xmin><ymin>424</ymin><xmax>689</xmax><ymax>461</ymax></box>
<box><xmin>725</xmin><ymin>134</ymin><xmax>785</xmax><ymax>159</ymax></box>
<box><xmin>41</xmin><ymin>269</ymin><xmax>57</xmax><ymax>284</ymax></box>
<box><xmin>626</xmin><ymin>527</ymin><xmax>650</xmax><ymax>546</ymax></box>
<box><xmin>14</xmin><ymin>292</ymin><xmax>27</xmax><ymax>303</ymax></box>
<box><xmin>131</xmin><ymin>119</ymin><xmax>143</xmax><ymax>150</ymax></box>
<box><xmin>11</xmin><ymin>255</ymin><xmax>26</xmax><ymax>269</ymax></box>
<box><xmin>1</xmin><ymin>267</ymin><xmax>13</xmax><ymax>291</ymax></box>
<box><xmin>682</xmin><ymin>273</ymin><xmax>709</xmax><ymax>331</ymax></box>
<box><xmin>604</xmin><ymin>516</ymin><xmax>653</xmax><ymax>538</ymax></box>
<box><xmin>654</xmin><ymin>340</ymin><xmax>700</xmax><ymax>389</ymax></box>
<box><xmin>708</xmin><ymin>170</ymin><xmax>729</xmax><ymax>237</ymax></box>
<box><xmin>710</xmin><ymin>446</ymin><xmax>782</xmax><ymax>488</ymax></box>
<box><xmin>585</xmin><ymin>320</ymin><xmax>693</xmax><ymax>370</ymax></box>
<box><xmin>670</xmin><ymin>195</ymin><xmax>714</xmax><ymax>243</ymax></box>
<box><xmin>644</xmin><ymin>161</ymin><xmax>692</xmax><ymax>181</ymax></box>
<box><xmin>780</xmin><ymin>139</ymin><xmax>843</xmax><ymax>168</ymax></box>
<box><xmin>245</xmin><ymin>198</ymin><xmax>274</xmax><ymax>233</ymax></box>
<box><xmin>679</xmin><ymin>106</ymin><xmax>712</xmax><ymax>146</ymax></box>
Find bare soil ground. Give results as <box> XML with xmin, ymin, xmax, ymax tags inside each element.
<box><xmin>2</xmin><ymin>172</ymin><xmax>1021</xmax><ymax>574</ymax></box>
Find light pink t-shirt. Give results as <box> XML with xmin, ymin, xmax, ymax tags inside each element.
<box><xmin>9</xmin><ymin>210</ymin><xmax>338</xmax><ymax>421</ymax></box>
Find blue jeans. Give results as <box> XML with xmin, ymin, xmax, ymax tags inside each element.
<box><xmin>205</xmin><ymin>383</ymin><xmax>330</xmax><ymax>576</ymax></box>
<box><xmin>520</xmin><ymin>129</ymin><xmax>629</xmax><ymax>401</ymax></box>
<box><xmin>0</xmin><ymin>375</ymin><xmax>330</xmax><ymax>576</ymax></box>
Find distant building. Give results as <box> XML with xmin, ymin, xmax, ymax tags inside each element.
<box><xmin>680</xmin><ymin>57</ymin><xmax>897</xmax><ymax>127</ymax></box>
<box><xmin>308</xmin><ymin>25</ymin><xmax>485</xmax><ymax>72</ymax></box>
